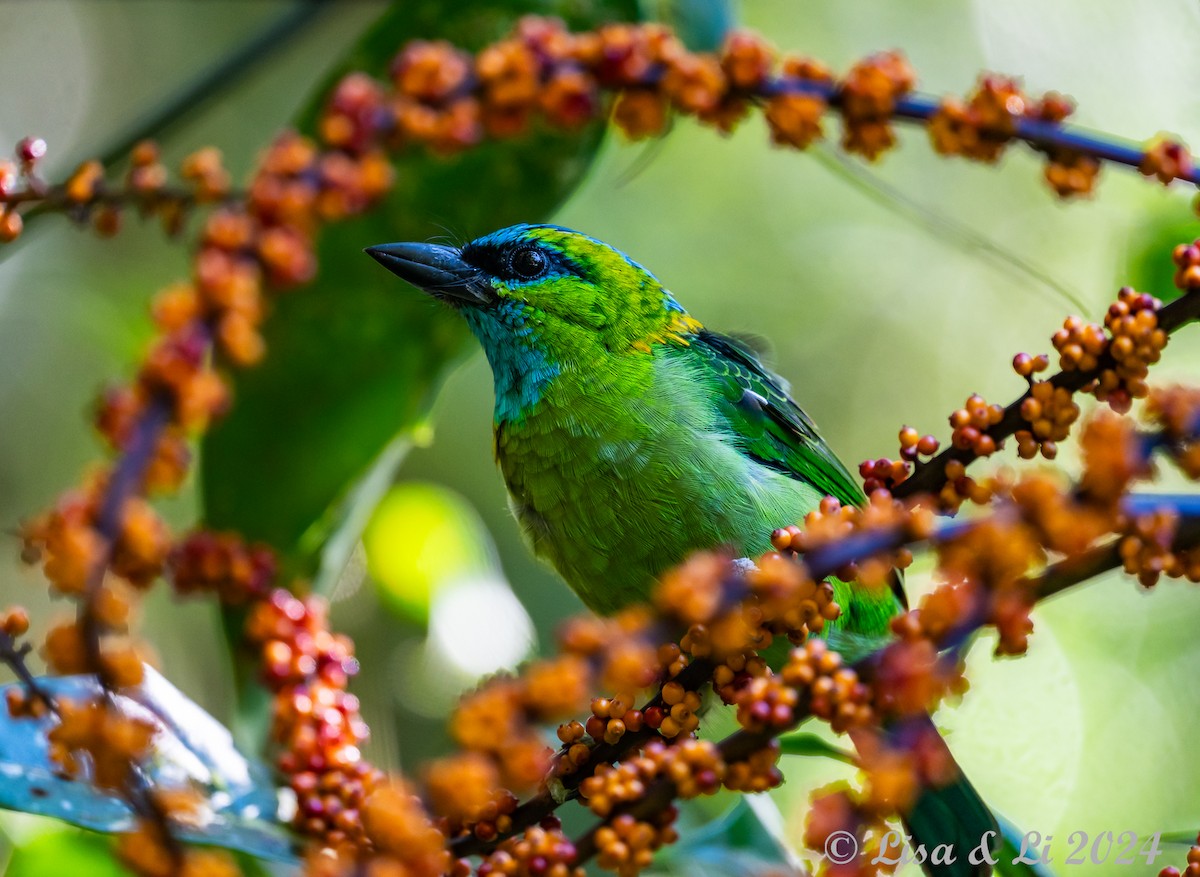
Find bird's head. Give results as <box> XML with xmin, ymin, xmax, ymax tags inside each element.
<box><xmin>365</xmin><ymin>224</ymin><xmax>702</xmax><ymax>361</ymax></box>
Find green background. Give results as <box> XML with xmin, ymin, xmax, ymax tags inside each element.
<box><xmin>1</xmin><ymin>0</ymin><xmax>1199</xmax><ymax>872</ymax></box>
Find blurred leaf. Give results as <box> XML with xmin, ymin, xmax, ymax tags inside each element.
<box><xmin>311</xmin><ymin>430</ymin><xmax>414</xmax><ymax>597</ymax></box>
<box><xmin>648</xmin><ymin>0</ymin><xmax>737</xmax><ymax>51</ymax></box>
<box><xmin>5</xmin><ymin>830</ymin><xmax>130</xmax><ymax>877</ymax></box>
<box><xmin>1161</xmin><ymin>830</ymin><xmax>1200</xmax><ymax>845</ymax></box>
<box><xmin>202</xmin><ymin>0</ymin><xmax>637</xmax><ymax>578</ymax></box>
<box><xmin>1125</xmin><ymin>211</ymin><xmax>1196</xmax><ymax>304</ymax></box>
<box><xmin>0</xmin><ymin>669</ymin><xmax>298</xmax><ymax>865</ymax></box>
<box><xmin>651</xmin><ymin>795</ymin><xmax>804</xmax><ymax>877</ymax></box>
<box><xmin>777</xmin><ymin>731</ymin><xmax>856</xmax><ymax>764</ymax></box>
<box><xmin>993</xmin><ymin>814</ymin><xmax>1057</xmax><ymax>877</ymax></box>
<box><xmin>362</xmin><ymin>482</ymin><xmax>495</xmax><ymax>625</ymax></box>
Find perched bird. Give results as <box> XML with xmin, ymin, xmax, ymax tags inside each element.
<box><xmin>367</xmin><ymin>224</ymin><xmax>994</xmax><ymax>875</ymax></box>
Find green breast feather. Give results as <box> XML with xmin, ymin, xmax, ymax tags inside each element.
<box><xmin>494</xmin><ymin>326</ymin><xmax>902</xmax><ymax>641</ymax></box>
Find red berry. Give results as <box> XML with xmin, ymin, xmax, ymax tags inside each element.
<box><xmin>16</xmin><ymin>136</ymin><xmax>46</xmax><ymax>164</ymax></box>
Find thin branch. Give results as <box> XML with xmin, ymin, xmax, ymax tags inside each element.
<box><xmin>2</xmin><ymin>183</ymin><xmax>239</xmax><ymax>216</ymax></box>
<box><xmin>455</xmin><ymin>481</ymin><xmax>1200</xmax><ymax>860</ymax></box>
<box><xmin>0</xmin><ymin>631</ymin><xmax>56</xmax><ymax>712</ymax></box>
<box><xmin>2</xmin><ymin>1</ymin><xmax>329</xmax><ymax>241</ymax></box>
<box><xmin>78</xmin><ymin>394</ymin><xmax>174</xmax><ymax>688</ymax></box>
<box><xmin>90</xmin><ymin>1</ymin><xmax>335</xmax><ymax>171</ymax></box>
<box><xmin>894</xmin><ymin>289</ymin><xmax>1200</xmax><ymax>500</ymax></box>
<box><xmin>72</xmin><ymin>391</ymin><xmax>184</xmax><ymax>868</ymax></box>
<box><xmin>763</xmin><ymin>79</ymin><xmax>1200</xmax><ymax>187</ymax></box>
<box><xmin>567</xmin><ymin>508</ymin><xmax>1200</xmax><ymax>868</ymax></box>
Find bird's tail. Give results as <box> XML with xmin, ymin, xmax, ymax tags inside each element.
<box><xmin>825</xmin><ymin>628</ymin><xmax>998</xmax><ymax>876</ymax></box>
<box><xmin>863</xmin><ymin>713</ymin><xmax>998</xmax><ymax>877</ymax></box>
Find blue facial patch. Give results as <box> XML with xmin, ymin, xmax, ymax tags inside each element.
<box><xmin>463</xmin><ymin>302</ymin><xmax>561</xmax><ymax>423</ymax></box>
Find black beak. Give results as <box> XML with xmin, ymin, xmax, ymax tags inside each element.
<box><xmin>364</xmin><ymin>242</ymin><xmax>492</xmax><ymax>305</ymax></box>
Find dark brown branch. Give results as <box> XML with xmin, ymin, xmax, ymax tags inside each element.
<box><xmin>0</xmin><ymin>630</ymin><xmax>56</xmax><ymax>712</ymax></box>
<box><xmin>568</xmin><ymin>510</ymin><xmax>1200</xmax><ymax>868</ymax></box>
<box><xmin>2</xmin><ymin>182</ymin><xmax>244</xmax><ymax>232</ymax></box>
<box><xmin>761</xmin><ymin>79</ymin><xmax>1200</xmax><ymax>188</ymax></box>
<box><xmin>79</xmin><ymin>394</ymin><xmax>174</xmax><ymax>689</ymax></box>
<box><xmin>894</xmin><ymin>289</ymin><xmax>1200</xmax><ymax>500</ymax></box>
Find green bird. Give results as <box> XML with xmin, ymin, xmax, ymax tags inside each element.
<box><xmin>366</xmin><ymin>224</ymin><xmax>995</xmax><ymax>875</ymax></box>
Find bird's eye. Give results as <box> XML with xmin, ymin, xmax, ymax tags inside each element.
<box><xmin>510</xmin><ymin>247</ymin><xmax>547</xmax><ymax>280</ymax></box>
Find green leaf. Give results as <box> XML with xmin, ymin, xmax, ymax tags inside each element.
<box><xmin>650</xmin><ymin>795</ymin><xmax>804</xmax><ymax>877</ymax></box>
<box><xmin>1161</xmin><ymin>830</ymin><xmax>1200</xmax><ymax>845</ymax></box>
<box><xmin>1124</xmin><ymin>211</ymin><xmax>1195</xmax><ymax>304</ymax></box>
<box><xmin>5</xmin><ymin>831</ymin><xmax>131</xmax><ymax>877</ymax></box>
<box><xmin>649</xmin><ymin>0</ymin><xmax>736</xmax><ymax>51</ymax></box>
<box><xmin>201</xmin><ymin>0</ymin><xmax>637</xmax><ymax>578</ymax></box>
<box><xmin>993</xmin><ymin>814</ymin><xmax>1058</xmax><ymax>877</ymax></box>
<box><xmin>777</xmin><ymin>731</ymin><xmax>856</xmax><ymax>764</ymax></box>
<box><xmin>0</xmin><ymin>670</ymin><xmax>298</xmax><ymax>865</ymax></box>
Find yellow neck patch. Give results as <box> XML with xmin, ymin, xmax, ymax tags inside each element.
<box><xmin>632</xmin><ymin>312</ymin><xmax>704</xmax><ymax>352</ymax></box>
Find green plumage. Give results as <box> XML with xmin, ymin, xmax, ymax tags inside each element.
<box><xmin>448</xmin><ymin>223</ymin><xmax>899</xmax><ymax>635</ymax></box>
<box><xmin>367</xmin><ymin>224</ymin><xmax>996</xmax><ymax>877</ymax></box>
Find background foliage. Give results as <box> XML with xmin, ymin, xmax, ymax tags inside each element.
<box><xmin>1</xmin><ymin>0</ymin><xmax>1199</xmax><ymax>872</ymax></box>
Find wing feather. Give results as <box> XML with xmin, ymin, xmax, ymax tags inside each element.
<box><xmin>683</xmin><ymin>330</ymin><xmax>907</xmax><ymax>610</ymax></box>
<box><xmin>687</xmin><ymin>330</ymin><xmax>865</xmax><ymax>507</ymax></box>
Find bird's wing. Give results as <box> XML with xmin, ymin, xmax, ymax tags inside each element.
<box><xmin>684</xmin><ymin>329</ymin><xmax>866</xmax><ymax>508</ymax></box>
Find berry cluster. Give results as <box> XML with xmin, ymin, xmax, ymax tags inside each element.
<box><xmin>245</xmin><ymin>590</ymin><xmax>381</xmax><ymax>847</ymax></box>
<box><xmin>1118</xmin><ymin>509</ymin><xmax>1191</xmax><ymax>588</ymax></box>
<box><xmin>1045</xmin><ymin>288</ymin><xmax>1166</xmax><ymax>414</ymax></box>
<box><xmin>1096</xmin><ymin>288</ymin><xmax>1167</xmax><ymax>411</ymax></box>
<box><xmin>762</xmin><ymin>57</ymin><xmax>832</xmax><ymax>149</ymax></box>
<box><xmin>929</xmin><ymin>75</ymin><xmax>1039</xmax><ymax>163</ymax></box>
<box><xmin>423</xmin><ymin>752</ymin><xmax>513</xmax><ymax>838</ymax></box>
<box><xmin>1</xmin><ymin>137</ymin><xmax>232</xmax><ymax>245</ymax></box>
<box><xmin>46</xmin><ymin>697</ymin><xmax>154</xmax><ymax>790</ymax></box>
<box><xmin>1172</xmin><ymin>240</ymin><xmax>1200</xmax><ymax>292</ymax></box>
<box><xmin>586</xmin><ymin>692</ymin><xmax>646</xmax><ymax>746</ymax></box>
<box><xmin>0</xmin><ymin>137</ymin><xmax>46</xmax><ymax>240</ymax></box>
<box><xmin>1157</xmin><ymin>833</ymin><xmax>1200</xmax><ymax>877</ymax></box>
<box><xmin>1016</xmin><ymin>380</ymin><xmax>1080</xmax><ymax>461</ymax></box>
<box><xmin>1141</xmin><ymin>138</ymin><xmax>1194</xmax><ymax>186</ymax></box>
<box><xmin>773</xmin><ymin>493</ymin><xmax>930</xmax><ymax>587</ymax></box>
<box><xmin>858</xmin><ymin>455</ymin><xmax>910</xmax><ymax>493</ymax></box>
<box><xmin>593</xmin><ymin>811</ymin><xmax>679</xmax><ymax>877</ymax></box>
<box><xmin>169</xmin><ymin>530</ymin><xmax>277</xmax><ymax>604</ymax></box>
<box><xmin>722</xmin><ymin>742</ymin><xmax>784</xmax><ymax>793</ymax></box>
<box><xmin>949</xmin><ymin>393</ymin><xmax>1004</xmax><ymax>457</ymax></box>
<box><xmin>356</xmin><ymin>781</ymin><xmax>453</xmax><ymax>876</ymax></box>
<box><xmin>6</xmin><ymin>16</ymin><xmax>1200</xmax><ymax>877</ymax></box>
<box><xmin>449</xmin><ymin>679</ymin><xmax>554</xmax><ymax>798</ymax></box>
<box><xmin>838</xmin><ymin>51</ymin><xmax>916</xmax><ymax>160</ymax></box>
<box><xmin>780</xmin><ymin>640</ymin><xmax>874</xmax><ymax>732</ymax></box>
<box><xmin>478</xmin><ymin>821</ymin><xmax>581</xmax><ymax>877</ymax></box>
<box><xmin>24</xmin><ymin>482</ymin><xmax>170</xmax><ymax>598</ymax></box>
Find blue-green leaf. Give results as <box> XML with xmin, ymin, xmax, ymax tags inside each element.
<box><xmin>993</xmin><ymin>814</ymin><xmax>1058</xmax><ymax>877</ymax></box>
<box><xmin>777</xmin><ymin>731</ymin><xmax>856</xmax><ymax>764</ymax></box>
<box><xmin>0</xmin><ymin>670</ymin><xmax>298</xmax><ymax>865</ymax></box>
<box><xmin>650</xmin><ymin>795</ymin><xmax>804</xmax><ymax>877</ymax></box>
<box><xmin>649</xmin><ymin>0</ymin><xmax>737</xmax><ymax>51</ymax></box>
